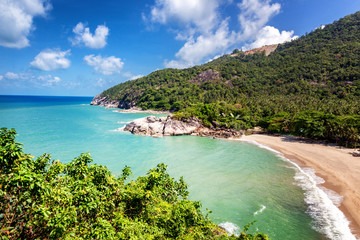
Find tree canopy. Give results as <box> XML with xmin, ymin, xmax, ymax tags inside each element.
<box><xmin>0</xmin><ymin>128</ymin><xmax>268</xmax><ymax>239</ymax></box>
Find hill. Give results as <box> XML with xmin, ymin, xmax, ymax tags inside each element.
<box><xmin>92</xmin><ymin>11</ymin><xmax>360</xmax><ymax>145</ymax></box>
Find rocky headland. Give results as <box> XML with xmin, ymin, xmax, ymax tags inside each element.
<box><xmin>123</xmin><ymin>116</ymin><xmax>242</xmax><ymax>138</ymax></box>
<box><xmin>91</xmin><ymin>94</ymin><xmax>136</xmax><ymax>109</ymax></box>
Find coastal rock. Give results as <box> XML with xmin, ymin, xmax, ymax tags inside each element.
<box><xmin>91</xmin><ymin>94</ymin><xmax>120</xmax><ymax>109</ymax></box>
<box><xmin>91</xmin><ymin>94</ymin><xmax>136</xmax><ymax>109</ymax></box>
<box><xmin>124</xmin><ymin>116</ymin><xmax>242</xmax><ymax>138</ymax></box>
<box><xmin>124</xmin><ymin>116</ymin><xmax>201</xmax><ymax>136</ymax></box>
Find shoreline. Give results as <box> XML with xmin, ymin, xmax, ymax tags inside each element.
<box><xmin>242</xmin><ymin>134</ymin><xmax>360</xmax><ymax>238</ymax></box>
<box><xmin>116</xmin><ymin>108</ymin><xmax>171</xmax><ymax>115</ymax></box>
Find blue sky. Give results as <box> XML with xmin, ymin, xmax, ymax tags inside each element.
<box><xmin>0</xmin><ymin>0</ymin><xmax>359</xmax><ymax>96</ymax></box>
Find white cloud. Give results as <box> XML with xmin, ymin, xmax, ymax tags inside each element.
<box><xmin>71</xmin><ymin>22</ymin><xmax>109</xmax><ymax>49</ymax></box>
<box><xmin>1</xmin><ymin>71</ymin><xmax>61</xmax><ymax>87</ymax></box>
<box><xmin>0</xmin><ymin>75</ymin><xmax>3</xmax><ymax>81</ymax></box>
<box><xmin>316</xmin><ymin>25</ymin><xmax>326</xmax><ymax>30</ymax></box>
<box><xmin>3</xmin><ymin>71</ymin><xmax>31</xmax><ymax>80</ymax></box>
<box><xmin>84</xmin><ymin>55</ymin><xmax>124</xmax><ymax>75</ymax></box>
<box><xmin>150</xmin><ymin>0</ymin><xmax>219</xmax><ymax>33</ymax></box>
<box><xmin>166</xmin><ymin>21</ymin><xmax>236</xmax><ymax>68</ymax></box>
<box><xmin>30</xmin><ymin>49</ymin><xmax>71</xmax><ymax>71</ymax></box>
<box><xmin>237</xmin><ymin>0</ymin><xmax>280</xmax><ymax>40</ymax></box>
<box><xmin>147</xmin><ymin>0</ymin><xmax>296</xmax><ymax>68</ymax></box>
<box><xmin>37</xmin><ymin>75</ymin><xmax>61</xmax><ymax>86</ymax></box>
<box><xmin>4</xmin><ymin>72</ymin><xmax>20</xmax><ymax>79</ymax></box>
<box><xmin>238</xmin><ymin>0</ymin><xmax>297</xmax><ymax>50</ymax></box>
<box><xmin>0</xmin><ymin>0</ymin><xmax>51</xmax><ymax>48</ymax></box>
<box><xmin>243</xmin><ymin>26</ymin><xmax>298</xmax><ymax>50</ymax></box>
<box><xmin>129</xmin><ymin>75</ymin><xmax>144</xmax><ymax>80</ymax></box>
<box><xmin>123</xmin><ymin>72</ymin><xmax>144</xmax><ymax>80</ymax></box>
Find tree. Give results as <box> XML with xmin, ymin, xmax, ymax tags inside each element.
<box><xmin>0</xmin><ymin>128</ymin><xmax>269</xmax><ymax>240</ymax></box>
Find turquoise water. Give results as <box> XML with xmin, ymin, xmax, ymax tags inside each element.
<box><xmin>0</xmin><ymin>95</ymin><xmax>355</xmax><ymax>239</ymax></box>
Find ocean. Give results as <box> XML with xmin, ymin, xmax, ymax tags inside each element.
<box><xmin>0</xmin><ymin>95</ymin><xmax>355</xmax><ymax>239</ymax></box>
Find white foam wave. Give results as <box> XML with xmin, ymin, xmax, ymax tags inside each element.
<box><xmin>302</xmin><ymin>167</ymin><xmax>325</xmax><ymax>185</ymax></box>
<box><xmin>237</xmin><ymin>138</ymin><xmax>357</xmax><ymax>240</ymax></box>
<box><xmin>117</xmin><ymin>121</ymin><xmax>130</xmax><ymax>124</ymax></box>
<box><xmin>320</xmin><ymin>187</ymin><xmax>344</xmax><ymax>207</ymax></box>
<box><xmin>219</xmin><ymin>222</ymin><xmax>240</xmax><ymax>236</ymax></box>
<box><xmin>254</xmin><ymin>205</ymin><xmax>266</xmax><ymax>216</ymax></box>
<box><xmin>110</xmin><ymin>127</ymin><xmax>125</xmax><ymax>132</ymax></box>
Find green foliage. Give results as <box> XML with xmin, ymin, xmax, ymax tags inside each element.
<box><xmin>0</xmin><ymin>128</ymin><xmax>269</xmax><ymax>239</ymax></box>
<box><xmin>261</xmin><ymin>111</ymin><xmax>360</xmax><ymax>146</ymax></box>
<box><xmin>174</xmin><ymin>102</ymin><xmax>254</xmax><ymax>130</ymax></box>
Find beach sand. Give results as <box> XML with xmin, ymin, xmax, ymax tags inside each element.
<box><xmin>242</xmin><ymin>134</ymin><xmax>360</xmax><ymax>237</ymax></box>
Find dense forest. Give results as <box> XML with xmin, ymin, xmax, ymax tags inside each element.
<box><xmin>0</xmin><ymin>128</ymin><xmax>268</xmax><ymax>239</ymax></box>
<box><xmin>96</xmin><ymin>12</ymin><xmax>360</xmax><ymax>146</ymax></box>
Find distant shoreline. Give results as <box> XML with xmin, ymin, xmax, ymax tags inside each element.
<box><xmin>116</xmin><ymin>108</ymin><xmax>171</xmax><ymax>115</ymax></box>
<box><xmin>242</xmin><ymin>134</ymin><xmax>360</xmax><ymax>238</ymax></box>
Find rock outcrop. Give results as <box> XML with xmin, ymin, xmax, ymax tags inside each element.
<box><xmin>123</xmin><ymin>116</ymin><xmax>201</xmax><ymax>137</ymax></box>
<box><xmin>91</xmin><ymin>94</ymin><xmax>120</xmax><ymax>108</ymax></box>
<box><xmin>190</xmin><ymin>69</ymin><xmax>221</xmax><ymax>84</ymax></box>
<box><xmin>243</xmin><ymin>44</ymin><xmax>278</xmax><ymax>56</ymax></box>
<box><xmin>123</xmin><ymin>116</ymin><xmax>242</xmax><ymax>138</ymax></box>
<box><xmin>91</xmin><ymin>94</ymin><xmax>136</xmax><ymax>109</ymax></box>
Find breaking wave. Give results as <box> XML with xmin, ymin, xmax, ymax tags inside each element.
<box><xmin>238</xmin><ymin>139</ymin><xmax>357</xmax><ymax>240</ymax></box>
<box><xmin>254</xmin><ymin>205</ymin><xmax>266</xmax><ymax>216</ymax></box>
<box><xmin>219</xmin><ymin>222</ymin><xmax>240</xmax><ymax>236</ymax></box>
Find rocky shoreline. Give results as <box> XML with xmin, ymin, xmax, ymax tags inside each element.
<box><xmin>91</xmin><ymin>94</ymin><xmax>136</xmax><ymax>109</ymax></box>
<box><xmin>123</xmin><ymin>116</ymin><xmax>243</xmax><ymax>139</ymax></box>
<box><xmin>91</xmin><ymin>95</ymin><xmax>243</xmax><ymax>138</ymax></box>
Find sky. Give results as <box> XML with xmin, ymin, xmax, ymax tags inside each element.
<box><xmin>0</xmin><ymin>0</ymin><xmax>359</xmax><ymax>96</ymax></box>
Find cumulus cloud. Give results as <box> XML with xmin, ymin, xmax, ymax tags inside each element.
<box><xmin>71</xmin><ymin>22</ymin><xmax>109</xmax><ymax>49</ymax></box>
<box><xmin>243</xmin><ymin>26</ymin><xmax>298</xmax><ymax>50</ymax></box>
<box><xmin>84</xmin><ymin>55</ymin><xmax>124</xmax><ymax>75</ymax></box>
<box><xmin>150</xmin><ymin>0</ymin><xmax>219</xmax><ymax>33</ymax></box>
<box><xmin>0</xmin><ymin>75</ymin><xmax>3</xmax><ymax>81</ymax></box>
<box><xmin>0</xmin><ymin>0</ymin><xmax>51</xmax><ymax>48</ymax></box>
<box><xmin>166</xmin><ymin>21</ymin><xmax>236</xmax><ymax>68</ymax></box>
<box><xmin>147</xmin><ymin>0</ymin><xmax>296</xmax><ymax>68</ymax></box>
<box><xmin>238</xmin><ymin>0</ymin><xmax>280</xmax><ymax>40</ymax></box>
<box><xmin>238</xmin><ymin>0</ymin><xmax>297</xmax><ymax>50</ymax></box>
<box><xmin>30</xmin><ymin>49</ymin><xmax>71</xmax><ymax>71</ymax></box>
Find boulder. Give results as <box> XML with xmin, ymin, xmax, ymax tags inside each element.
<box><xmin>123</xmin><ymin>116</ymin><xmax>242</xmax><ymax>138</ymax></box>
<box><xmin>124</xmin><ymin>116</ymin><xmax>201</xmax><ymax>136</ymax></box>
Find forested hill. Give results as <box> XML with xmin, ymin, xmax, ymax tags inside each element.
<box><xmin>94</xmin><ymin>11</ymin><xmax>360</xmax><ymax>145</ymax></box>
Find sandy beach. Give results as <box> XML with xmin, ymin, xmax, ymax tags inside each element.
<box><xmin>242</xmin><ymin>134</ymin><xmax>360</xmax><ymax>237</ymax></box>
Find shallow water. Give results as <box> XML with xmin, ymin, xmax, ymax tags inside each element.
<box><xmin>1</xmin><ymin>95</ymin><xmax>354</xmax><ymax>239</ymax></box>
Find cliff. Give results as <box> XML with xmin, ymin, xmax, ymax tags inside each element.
<box><xmin>91</xmin><ymin>94</ymin><xmax>136</xmax><ymax>109</ymax></box>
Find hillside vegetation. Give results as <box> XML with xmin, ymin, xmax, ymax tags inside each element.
<box><xmin>0</xmin><ymin>128</ymin><xmax>268</xmax><ymax>239</ymax></box>
<box><xmin>97</xmin><ymin>12</ymin><xmax>360</xmax><ymax>146</ymax></box>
